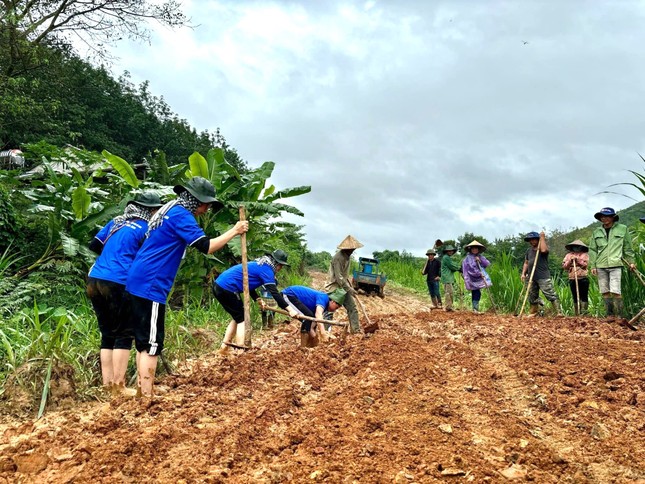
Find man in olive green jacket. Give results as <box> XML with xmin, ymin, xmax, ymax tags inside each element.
<box><xmin>440</xmin><ymin>245</ymin><xmax>461</xmax><ymax>312</ymax></box>
<box><xmin>589</xmin><ymin>207</ymin><xmax>636</xmax><ymax>319</ymax></box>
<box><xmin>325</xmin><ymin>235</ymin><xmax>363</xmax><ymax>333</ymax></box>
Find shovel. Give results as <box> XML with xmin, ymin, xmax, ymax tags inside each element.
<box><xmin>355</xmin><ymin>295</ymin><xmax>379</xmax><ymax>334</ymax></box>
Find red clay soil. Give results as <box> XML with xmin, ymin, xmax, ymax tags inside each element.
<box><xmin>1</xmin><ymin>274</ymin><xmax>644</xmax><ymax>483</ymax></box>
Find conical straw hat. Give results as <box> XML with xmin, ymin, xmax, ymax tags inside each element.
<box><xmin>337</xmin><ymin>235</ymin><xmax>364</xmax><ymax>250</ymax></box>
<box><xmin>565</xmin><ymin>239</ymin><xmax>589</xmax><ymax>252</ymax></box>
<box><xmin>464</xmin><ymin>240</ymin><xmax>486</xmax><ymax>253</ymax></box>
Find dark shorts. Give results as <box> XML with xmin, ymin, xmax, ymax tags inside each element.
<box><xmin>86</xmin><ymin>278</ymin><xmax>133</xmax><ymax>350</ymax></box>
<box><xmin>128</xmin><ymin>293</ymin><xmax>166</xmax><ymax>356</ymax></box>
<box><xmin>212</xmin><ymin>282</ymin><xmax>244</xmax><ymax>323</ymax></box>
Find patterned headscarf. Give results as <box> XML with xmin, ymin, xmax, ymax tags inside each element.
<box><xmin>108</xmin><ymin>203</ymin><xmax>155</xmax><ymax>238</ymax></box>
<box><xmin>146</xmin><ymin>191</ymin><xmax>201</xmax><ymax>236</ymax></box>
<box><xmin>255</xmin><ymin>254</ymin><xmax>279</xmax><ymax>272</ymax></box>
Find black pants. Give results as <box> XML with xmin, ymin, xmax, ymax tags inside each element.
<box><xmin>568</xmin><ymin>277</ymin><xmax>589</xmax><ymax>303</ymax></box>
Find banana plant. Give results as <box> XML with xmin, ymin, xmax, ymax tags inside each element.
<box><xmin>12</xmin><ymin>146</ymin><xmax>143</xmax><ymax>273</ymax></box>
<box><xmin>174</xmin><ymin>148</ymin><xmax>311</xmax><ymax>304</ymax></box>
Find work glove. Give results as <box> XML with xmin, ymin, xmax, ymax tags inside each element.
<box><xmin>287</xmin><ymin>307</ymin><xmax>299</xmax><ymax>318</ymax></box>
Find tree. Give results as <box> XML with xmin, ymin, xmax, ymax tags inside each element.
<box><xmin>1</xmin><ymin>0</ymin><xmax>187</xmax><ymax>76</ymax></box>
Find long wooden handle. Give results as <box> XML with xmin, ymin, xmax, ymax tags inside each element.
<box><xmin>518</xmin><ymin>249</ymin><xmax>540</xmax><ymax>318</ymax></box>
<box><xmin>572</xmin><ymin>258</ymin><xmax>580</xmax><ymax>314</ymax></box>
<box><xmin>355</xmin><ymin>295</ymin><xmax>372</xmax><ymax>326</ymax></box>
<box><xmin>270</xmin><ymin>306</ymin><xmax>348</xmax><ymax>327</ymax></box>
<box><xmin>623</xmin><ymin>257</ymin><xmax>645</xmax><ymax>287</ymax></box>
<box><xmin>239</xmin><ymin>206</ymin><xmax>252</xmax><ymax>347</ymax></box>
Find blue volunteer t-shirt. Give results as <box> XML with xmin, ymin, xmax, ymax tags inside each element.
<box><xmin>89</xmin><ymin>219</ymin><xmax>148</xmax><ymax>285</ymax></box>
<box><xmin>126</xmin><ymin>205</ymin><xmax>206</xmax><ymax>303</ymax></box>
<box><xmin>215</xmin><ymin>261</ymin><xmax>276</xmax><ymax>293</ymax></box>
<box><xmin>282</xmin><ymin>286</ymin><xmax>329</xmax><ymax>313</ymax></box>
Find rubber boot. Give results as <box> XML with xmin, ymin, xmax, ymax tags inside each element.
<box><xmin>551</xmin><ymin>299</ymin><xmax>562</xmax><ymax>316</ymax></box>
<box><xmin>527</xmin><ymin>304</ymin><xmax>539</xmax><ymax>318</ymax></box>
<box><xmin>429</xmin><ymin>296</ymin><xmax>438</xmax><ymax>309</ymax></box>
<box><xmin>580</xmin><ymin>302</ymin><xmax>588</xmax><ymax>315</ymax></box>
<box><xmin>437</xmin><ymin>297</ymin><xmax>443</xmax><ymax>309</ymax></box>
<box><xmin>614</xmin><ymin>299</ymin><xmax>624</xmax><ymax>319</ymax></box>
<box><xmin>444</xmin><ymin>292</ymin><xmax>453</xmax><ymax>312</ymax></box>
<box><xmin>603</xmin><ymin>298</ymin><xmax>614</xmax><ymax>321</ymax></box>
<box><xmin>472</xmin><ymin>300</ymin><xmax>480</xmax><ymax>314</ymax></box>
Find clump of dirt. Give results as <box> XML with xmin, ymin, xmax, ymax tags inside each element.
<box><xmin>1</xmin><ymin>275</ymin><xmax>644</xmax><ymax>482</ymax></box>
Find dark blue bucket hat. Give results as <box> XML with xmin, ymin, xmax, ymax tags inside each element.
<box><xmin>523</xmin><ymin>231</ymin><xmax>540</xmax><ymax>241</ymax></box>
<box><xmin>594</xmin><ymin>207</ymin><xmax>619</xmax><ymax>221</ymax></box>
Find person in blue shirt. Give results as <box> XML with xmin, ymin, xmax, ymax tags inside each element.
<box><xmin>281</xmin><ymin>286</ymin><xmax>346</xmax><ymax>347</ymax></box>
<box><xmin>87</xmin><ymin>191</ymin><xmax>163</xmax><ymax>390</ymax></box>
<box><xmin>126</xmin><ymin>177</ymin><xmax>248</xmax><ymax>397</ymax></box>
<box><xmin>213</xmin><ymin>249</ymin><xmax>297</xmax><ymax>353</ymax></box>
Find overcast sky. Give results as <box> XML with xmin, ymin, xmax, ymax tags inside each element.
<box><xmin>111</xmin><ymin>0</ymin><xmax>645</xmax><ymax>257</ymax></box>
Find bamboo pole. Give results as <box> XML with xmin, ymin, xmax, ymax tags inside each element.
<box><xmin>518</xmin><ymin>249</ymin><xmax>540</xmax><ymax>319</ymax></box>
<box><xmin>270</xmin><ymin>306</ymin><xmax>348</xmax><ymax>327</ymax></box>
<box><xmin>239</xmin><ymin>206</ymin><xmax>252</xmax><ymax>348</ymax></box>
<box><xmin>572</xmin><ymin>258</ymin><xmax>581</xmax><ymax>315</ymax></box>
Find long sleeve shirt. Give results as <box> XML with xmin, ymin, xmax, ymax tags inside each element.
<box><xmin>562</xmin><ymin>252</ymin><xmax>589</xmax><ymax>280</ymax></box>
<box><xmin>324</xmin><ymin>250</ymin><xmax>353</xmax><ymax>293</ymax></box>
<box><xmin>589</xmin><ymin>223</ymin><xmax>635</xmax><ymax>269</ymax></box>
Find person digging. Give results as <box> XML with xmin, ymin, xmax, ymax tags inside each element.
<box><xmin>521</xmin><ymin>231</ymin><xmax>562</xmax><ymax>317</ymax></box>
<box><xmin>125</xmin><ymin>177</ymin><xmax>248</xmax><ymax>398</ymax></box>
<box><xmin>324</xmin><ymin>235</ymin><xmax>363</xmax><ymax>333</ymax></box>
<box><xmin>213</xmin><ymin>249</ymin><xmax>299</xmax><ymax>354</ymax></box>
<box><xmin>281</xmin><ymin>286</ymin><xmax>347</xmax><ymax>347</ymax></box>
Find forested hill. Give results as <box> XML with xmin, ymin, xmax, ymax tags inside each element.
<box><xmin>0</xmin><ymin>40</ymin><xmax>243</xmax><ymax>169</ymax></box>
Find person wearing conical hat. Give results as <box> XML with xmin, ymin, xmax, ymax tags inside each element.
<box><xmin>521</xmin><ymin>231</ymin><xmax>561</xmax><ymax>317</ymax></box>
<box><xmin>562</xmin><ymin>240</ymin><xmax>590</xmax><ymax>315</ymax></box>
<box><xmin>324</xmin><ymin>235</ymin><xmax>363</xmax><ymax>333</ymax></box>
<box><xmin>461</xmin><ymin>240</ymin><xmax>492</xmax><ymax>314</ymax></box>
<box><xmin>589</xmin><ymin>207</ymin><xmax>636</xmax><ymax>321</ymax></box>
<box><xmin>421</xmin><ymin>249</ymin><xmax>442</xmax><ymax>309</ymax></box>
<box><xmin>440</xmin><ymin>245</ymin><xmax>461</xmax><ymax>311</ymax></box>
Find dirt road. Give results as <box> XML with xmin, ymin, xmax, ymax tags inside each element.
<box><xmin>1</xmin><ymin>274</ymin><xmax>644</xmax><ymax>482</ymax></box>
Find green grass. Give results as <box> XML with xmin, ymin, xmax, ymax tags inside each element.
<box><xmin>0</xmin><ymin>269</ymin><xmax>311</xmax><ymax>413</ymax></box>
<box><xmin>378</xmin><ymin>246</ymin><xmax>645</xmax><ymax>318</ymax></box>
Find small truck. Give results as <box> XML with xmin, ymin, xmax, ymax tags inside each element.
<box><xmin>352</xmin><ymin>257</ymin><xmax>387</xmax><ymax>298</ymax></box>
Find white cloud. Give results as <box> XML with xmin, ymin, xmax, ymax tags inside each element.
<box><xmin>111</xmin><ymin>0</ymin><xmax>645</xmax><ymax>256</ymax></box>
